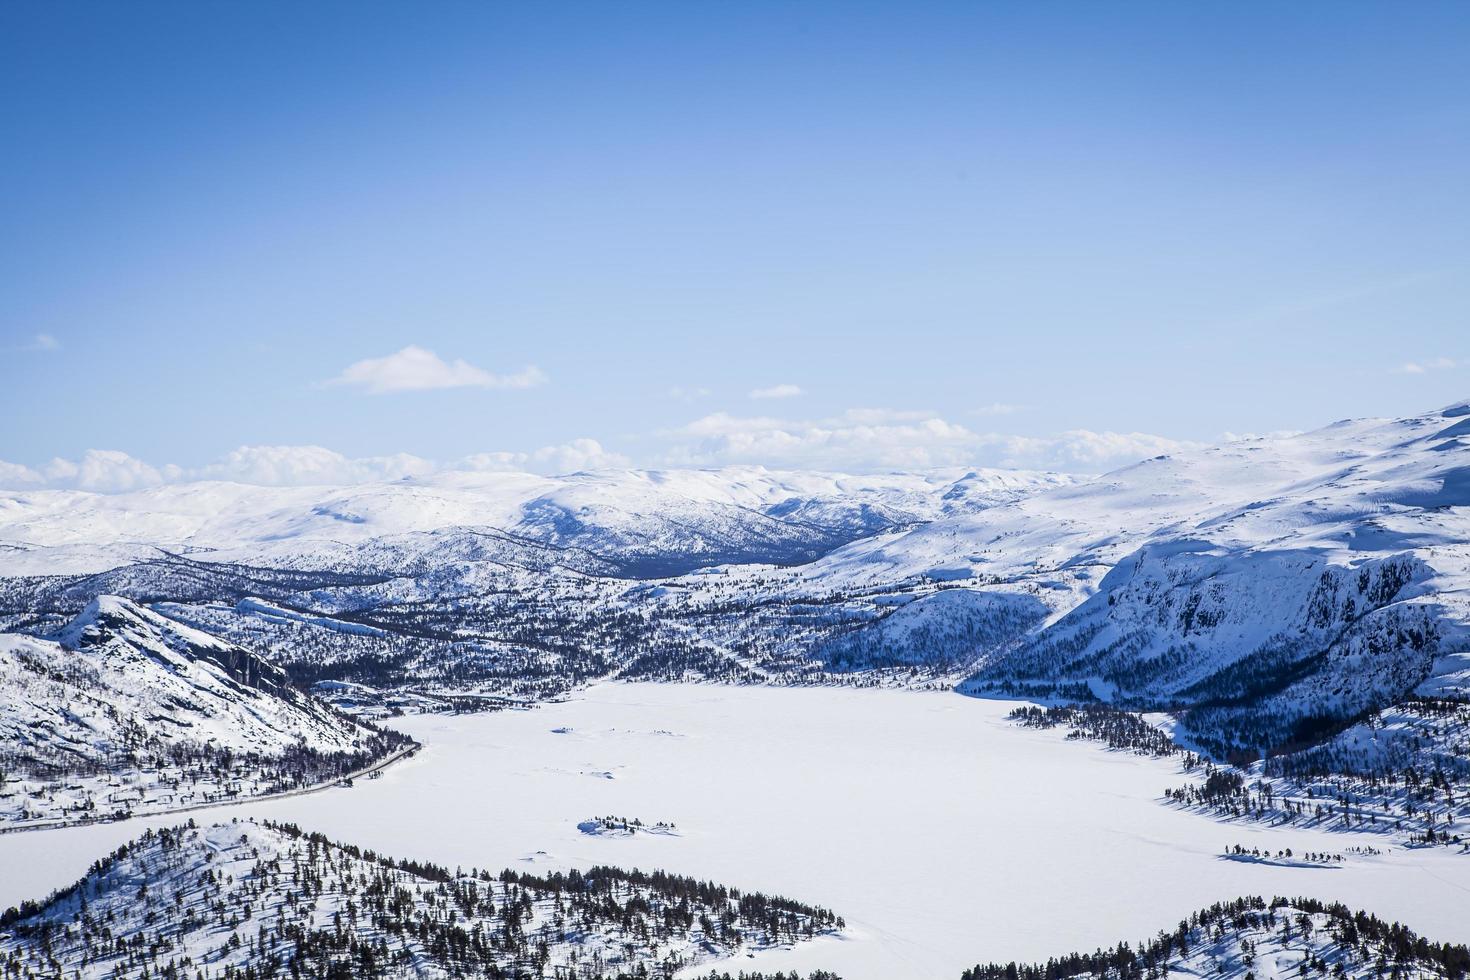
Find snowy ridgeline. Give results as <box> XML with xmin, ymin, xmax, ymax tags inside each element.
<box><xmin>960</xmin><ymin>897</ymin><xmax>1470</xmax><ymax>980</ymax></box>
<box><xmin>0</xmin><ymin>468</ymin><xmax>1072</xmax><ymax>700</ymax></box>
<box><xmin>0</xmin><ymin>597</ymin><xmax>412</xmax><ymax>830</ymax></box>
<box><xmin>1010</xmin><ymin>703</ymin><xmax>1470</xmax><ymax>851</ymax></box>
<box><xmin>0</xmin><ymin>820</ymin><xmax>843</xmax><ymax>980</ymax></box>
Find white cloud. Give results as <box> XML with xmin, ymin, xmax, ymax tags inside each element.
<box><xmin>198</xmin><ymin>445</ymin><xmax>436</xmax><ymax>485</ymax></box>
<box><xmin>5</xmin><ymin>333</ymin><xmax>60</xmax><ymax>353</ymax></box>
<box><xmin>667</xmin><ymin>410</ymin><xmax>974</xmax><ymax>471</ymax></box>
<box><xmin>0</xmin><ymin>460</ymin><xmax>42</xmax><ymax>486</ymax></box>
<box><xmin>1395</xmin><ymin>357</ymin><xmax>1457</xmax><ymax>375</ymax></box>
<box><xmin>458</xmin><ymin>439</ymin><xmax>630</xmax><ymax>475</ymax></box>
<box><xmin>529</xmin><ymin>438</ymin><xmax>631</xmax><ymax>473</ymax></box>
<box><xmin>0</xmin><ymin>412</ymin><xmax>1192</xmax><ymax>493</ymax></box>
<box><xmin>40</xmin><ymin>450</ymin><xmax>172</xmax><ymax>493</ymax></box>
<box><xmin>0</xmin><ymin>439</ymin><xmax>633</xmax><ymax>492</ymax></box>
<box><xmin>453</xmin><ymin>451</ymin><xmax>523</xmax><ymax>473</ymax></box>
<box><xmin>663</xmin><ymin>410</ymin><xmax>1197</xmax><ymax>473</ymax></box>
<box><xmin>839</xmin><ymin>408</ymin><xmax>933</xmax><ymax>424</ymax></box>
<box><xmin>749</xmin><ymin>383</ymin><xmax>804</xmax><ymax>400</ymax></box>
<box><xmin>327</xmin><ymin>346</ymin><xmax>547</xmax><ymax>394</ymax></box>
<box><xmin>971</xmin><ymin>402</ymin><xmax>1022</xmax><ymax>416</ymax></box>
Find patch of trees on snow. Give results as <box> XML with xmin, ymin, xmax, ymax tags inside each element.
<box><xmin>1221</xmin><ymin>844</ymin><xmax>1346</xmax><ymax>866</ymax></box>
<box><xmin>1008</xmin><ymin>700</ymin><xmax>1470</xmax><ymax>852</ymax></box>
<box><xmin>1008</xmin><ymin>705</ymin><xmax>1200</xmax><ymax>763</ymax></box>
<box><xmin>1165</xmin><ymin>698</ymin><xmax>1470</xmax><ymax>851</ymax></box>
<box><xmin>0</xmin><ymin>731</ymin><xmax>413</xmax><ymax>829</ymax></box>
<box><xmin>960</xmin><ymin>896</ymin><xmax>1470</xmax><ymax>980</ymax></box>
<box><xmin>0</xmin><ymin>819</ymin><xmax>844</xmax><ymax>980</ymax></box>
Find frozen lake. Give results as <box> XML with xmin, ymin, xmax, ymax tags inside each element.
<box><xmin>3</xmin><ymin>683</ymin><xmax>1468</xmax><ymax>979</ymax></box>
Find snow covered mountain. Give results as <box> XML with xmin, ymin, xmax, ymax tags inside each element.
<box><xmin>0</xmin><ymin>819</ymin><xmax>842</xmax><ymax>979</ymax></box>
<box><xmin>0</xmin><ymin>466</ymin><xmax>1073</xmax><ymax>578</ymax></box>
<box><xmin>941</xmin><ymin>402</ymin><xmax>1470</xmax><ymax>755</ymax></box>
<box><xmin>0</xmin><ymin>597</ymin><xmax>405</xmax><ymax>828</ymax></box>
<box><xmin>1</xmin><ymin>402</ymin><xmax>1467</xmax><ymax>763</ymax></box>
<box><xmin>660</xmin><ymin>402</ymin><xmax>1466</xmax><ymax>754</ymax></box>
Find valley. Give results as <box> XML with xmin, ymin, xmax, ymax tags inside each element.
<box><xmin>4</xmin><ymin>684</ymin><xmax>1470</xmax><ymax>980</ymax></box>
<box><xmin>3</xmin><ymin>404</ymin><xmax>1469</xmax><ymax>978</ymax></box>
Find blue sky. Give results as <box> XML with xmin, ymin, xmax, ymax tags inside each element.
<box><xmin>3</xmin><ymin>1</ymin><xmax>1469</xmax><ymax>485</ymax></box>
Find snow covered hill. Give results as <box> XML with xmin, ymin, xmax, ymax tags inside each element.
<box><xmin>0</xmin><ymin>819</ymin><xmax>842</xmax><ymax>980</ymax></box>
<box><xmin>961</xmin><ymin>896</ymin><xmax>1470</xmax><ymax>980</ymax></box>
<box><xmin>0</xmin><ymin>597</ymin><xmax>406</xmax><ymax>829</ymax></box>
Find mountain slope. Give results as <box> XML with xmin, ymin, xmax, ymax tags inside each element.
<box><xmin>945</xmin><ymin>403</ymin><xmax>1470</xmax><ymax>754</ymax></box>
<box><xmin>0</xmin><ymin>597</ymin><xmax>406</xmax><ymax>828</ymax></box>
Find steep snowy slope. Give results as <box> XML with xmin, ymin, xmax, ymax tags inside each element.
<box><xmin>3</xmin><ymin>595</ymin><xmax>368</xmax><ymax>759</ymax></box>
<box><xmin>0</xmin><ymin>820</ymin><xmax>842</xmax><ymax>980</ymax></box>
<box><xmin>945</xmin><ymin>404</ymin><xmax>1470</xmax><ymax>754</ymax></box>
<box><xmin>0</xmin><ymin>597</ymin><xmax>404</xmax><ymax>828</ymax></box>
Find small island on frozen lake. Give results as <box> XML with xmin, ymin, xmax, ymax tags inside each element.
<box><xmin>578</xmin><ymin>814</ymin><xmax>680</xmax><ymax>837</ymax></box>
<box><xmin>1221</xmin><ymin>843</ymin><xmax>1347</xmax><ymax>868</ymax></box>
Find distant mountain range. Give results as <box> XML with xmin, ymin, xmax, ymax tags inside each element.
<box><xmin>0</xmin><ymin>466</ymin><xmax>1074</xmax><ymax>578</ymax></box>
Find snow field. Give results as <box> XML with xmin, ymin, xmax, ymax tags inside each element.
<box><xmin>3</xmin><ymin>684</ymin><xmax>1469</xmax><ymax>980</ymax></box>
